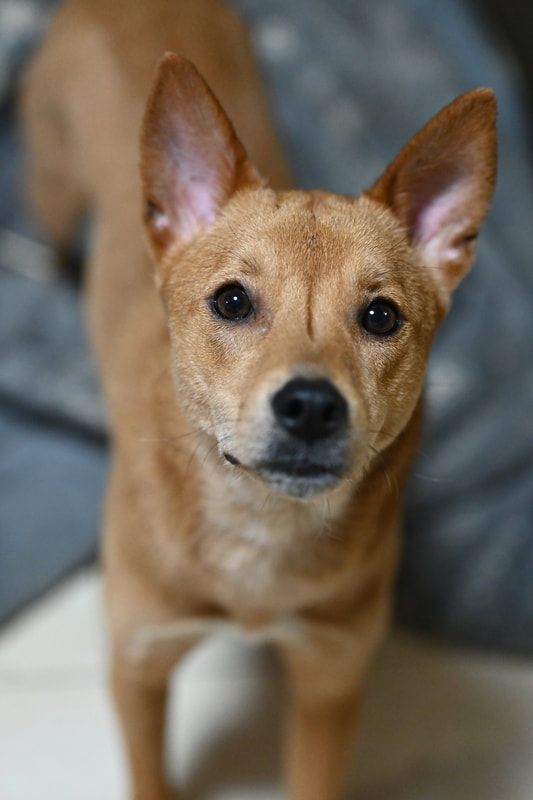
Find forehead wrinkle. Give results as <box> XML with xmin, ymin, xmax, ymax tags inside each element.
<box><xmin>293</xmin><ymin>200</ymin><xmax>363</xmax><ymax>342</ymax></box>
<box><xmin>303</xmin><ymin>197</ymin><xmax>319</xmax><ymax>341</ymax></box>
<box><xmin>261</xmin><ymin>194</ymin><xmax>325</xmax><ymax>340</ymax></box>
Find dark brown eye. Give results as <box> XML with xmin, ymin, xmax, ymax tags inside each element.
<box><xmin>212</xmin><ymin>284</ymin><xmax>252</xmax><ymax>321</ymax></box>
<box><xmin>361</xmin><ymin>299</ymin><xmax>401</xmax><ymax>336</ymax></box>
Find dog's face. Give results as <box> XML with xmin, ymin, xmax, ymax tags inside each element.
<box><xmin>141</xmin><ymin>56</ymin><xmax>497</xmax><ymax>498</ymax></box>
<box><xmin>158</xmin><ymin>191</ymin><xmax>440</xmax><ymax>498</ymax></box>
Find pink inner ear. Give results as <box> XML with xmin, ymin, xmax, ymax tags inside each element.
<box><xmin>183</xmin><ymin>180</ymin><xmax>218</xmax><ymax>226</ymax></box>
<box><xmin>411</xmin><ymin>180</ymin><xmax>471</xmax><ymax>247</ymax></box>
<box><xmin>412</xmin><ymin>180</ymin><xmax>469</xmax><ymax>246</ymax></box>
<box><xmin>167</xmin><ymin>129</ymin><xmax>239</xmax><ymax>239</ymax></box>
<box><xmin>172</xmin><ymin>172</ymin><xmax>222</xmax><ymax>240</ymax></box>
<box><xmin>409</xmin><ymin>178</ymin><xmax>478</xmax><ymax>279</ymax></box>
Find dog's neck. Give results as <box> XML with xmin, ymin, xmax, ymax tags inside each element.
<box><xmin>179</xmin><ymin>431</ymin><xmax>361</xmax><ymax>617</ymax></box>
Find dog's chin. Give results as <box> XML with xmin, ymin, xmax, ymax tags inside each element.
<box><xmin>256</xmin><ymin>462</ymin><xmax>347</xmax><ymax>499</ymax></box>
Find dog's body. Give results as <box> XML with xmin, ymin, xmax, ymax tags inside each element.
<box><xmin>23</xmin><ymin>1</ymin><xmax>497</xmax><ymax>798</ymax></box>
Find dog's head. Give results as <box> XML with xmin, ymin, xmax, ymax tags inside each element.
<box><xmin>140</xmin><ymin>54</ymin><xmax>496</xmax><ymax>499</ymax></box>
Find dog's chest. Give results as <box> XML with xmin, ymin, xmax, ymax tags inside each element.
<box><xmin>195</xmin><ymin>480</ymin><xmax>353</xmax><ymax>615</ymax></box>
<box><xmin>218</xmin><ymin>519</ymin><xmax>289</xmax><ymax>581</ymax></box>
<box><xmin>128</xmin><ymin>477</ymin><xmax>363</xmax><ymax>670</ymax></box>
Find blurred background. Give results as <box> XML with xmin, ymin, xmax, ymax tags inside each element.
<box><xmin>0</xmin><ymin>0</ymin><xmax>532</xmax><ymax>798</ymax></box>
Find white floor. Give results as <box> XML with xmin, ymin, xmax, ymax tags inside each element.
<box><xmin>1</xmin><ymin>568</ymin><xmax>533</xmax><ymax>800</ymax></box>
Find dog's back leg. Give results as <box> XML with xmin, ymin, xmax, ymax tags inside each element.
<box><xmin>21</xmin><ymin>34</ymin><xmax>86</xmax><ymax>253</ymax></box>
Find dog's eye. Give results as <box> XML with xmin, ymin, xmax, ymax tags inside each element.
<box><xmin>361</xmin><ymin>299</ymin><xmax>401</xmax><ymax>336</ymax></box>
<box><xmin>212</xmin><ymin>284</ymin><xmax>252</xmax><ymax>321</ymax></box>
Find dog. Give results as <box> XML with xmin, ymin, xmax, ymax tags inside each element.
<box><xmin>22</xmin><ymin>0</ymin><xmax>497</xmax><ymax>797</ymax></box>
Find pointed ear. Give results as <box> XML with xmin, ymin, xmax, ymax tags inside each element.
<box><xmin>140</xmin><ymin>53</ymin><xmax>261</xmax><ymax>257</ymax></box>
<box><xmin>366</xmin><ymin>89</ymin><xmax>497</xmax><ymax>302</ymax></box>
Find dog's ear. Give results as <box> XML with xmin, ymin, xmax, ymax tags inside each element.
<box><xmin>366</xmin><ymin>89</ymin><xmax>497</xmax><ymax>303</ymax></box>
<box><xmin>141</xmin><ymin>53</ymin><xmax>261</xmax><ymax>257</ymax></box>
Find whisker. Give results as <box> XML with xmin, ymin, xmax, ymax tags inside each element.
<box><xmin>411</xmin><ymin>471</ymin><xmax>446</xmax><ymax>483</ymax></box>
<box><xmin>366</xmin><ymin>442</ymin><xmax>399</xmax><ymax>497</ymax></box>
<box><xmin>136</xmin><ymin>430</ymin><xmax>202</xmax><ymax>444</ymax></box>
<box><xmin>259</xmin><ymin>489</ymin><xmax>275</xmax><ymax>514</ymax></box>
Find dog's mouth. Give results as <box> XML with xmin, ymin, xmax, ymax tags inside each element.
<box><xmin>258</xmin><ymin>459</ymin><xmax>345</xmax><ymax>479</ymax></box>
<box><xmin>224</xmin><ymin>452</ymin><xmax>347</xmax><ymax>497</ymax></box>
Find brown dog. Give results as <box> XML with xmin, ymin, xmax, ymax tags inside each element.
<box><xmin>22</xmin><ymin>1</ymin><xmax>497</xmax><ymax>798</ymax></box>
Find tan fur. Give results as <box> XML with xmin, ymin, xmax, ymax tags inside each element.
<box><xmin>21</xmin><ymin>1</ymin><xmax>497</xmax><ymax>798</ymax></box>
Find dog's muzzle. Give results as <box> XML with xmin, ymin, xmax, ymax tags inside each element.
<box><xmin>257</xmin><ymin>377</ymin><xmax>350</xmax><ymax>497</ymax></box>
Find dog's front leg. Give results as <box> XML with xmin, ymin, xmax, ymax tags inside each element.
<box><xmin>107</xmin><ymin>589</ymin><xmax>198</xmax><ymax>799</ymax></box>
<box><xmin>279</xmin><ymin>614</ymin><xmax>385</xmax><ymax>800</ymax></box>
<box><xmin>284</xmin><ymin>685</ymin><xmax>360</xmax><ymax>800</ymax></box>
<box><xmin>112</xmin><ymin>661</ymin><xmax>176</xmax><ymax>800</ymax></box>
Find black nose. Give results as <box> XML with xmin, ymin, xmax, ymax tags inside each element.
<box><xmin>271</xmin><ymin>378</ymin><xmax>348</xmax><ymax>442</ymax></box>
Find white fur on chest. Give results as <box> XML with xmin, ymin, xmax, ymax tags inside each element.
<box><xmin>127</xmin><ymin>614</ymin><xmax>304</xmax><ymax>666</ymax></box>
<box><xmin>128</xmin><ymin>612</ymin><xmax>357</xmax><ymax>669</ymax></box>
<box><xmin>217</xmin><ymin>522</ymin><xmax>285</xmax><ymax>597</ymax></box>
<box><xmin>200</xmin><ymin>467</ymin><xmax>352</xmax><ymax>602</ymax></box>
